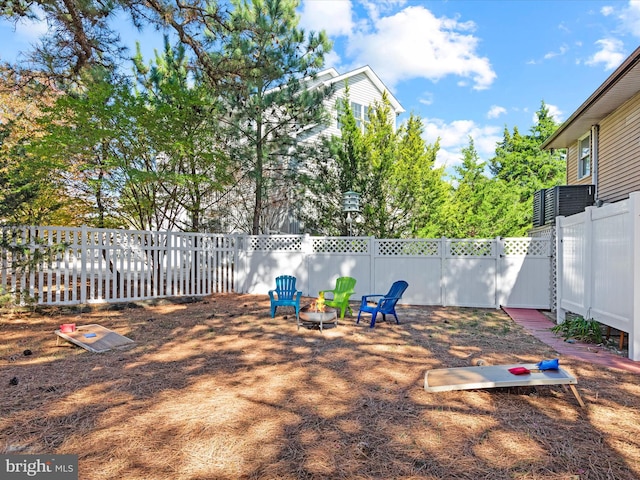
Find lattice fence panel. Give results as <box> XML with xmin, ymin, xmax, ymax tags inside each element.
<box><xmin>312</xmin><ymin>237</ymin><xmax>369</xmax><ymax>254</ymax></box>
<box><xmin>503</xmin><ymin>238</ymin><xmax>550</xmax><ymax>256</ymax></box>
<box><xmin>449</xmin><ymin>239</ymin><xmax>494</xmax><ymax>257</ymax></box>
<box><xmin>249</xmin><ymin>236</ymin><xmax>302</xmax><ymax>251</ymax></box>
<box><xmin>376</xmin><ymin>240</ymin><xmax>440</xmax><ymax>256</ymax></box>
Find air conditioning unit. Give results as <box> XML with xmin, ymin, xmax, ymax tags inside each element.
<box><xmin>532</xmin><ymin>189</ymin><xmax>546</xmax><ymax>227</ymax></box>
<box><xmin>543</xmin><ymin>185</ymin><xmax>595</xmax><ymax>225</ymax></box>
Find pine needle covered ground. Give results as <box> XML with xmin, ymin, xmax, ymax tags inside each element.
<box><xmin>2</xmin><ymin>294</ymin><xmax>639</xmax><ymax>479</ymax></box>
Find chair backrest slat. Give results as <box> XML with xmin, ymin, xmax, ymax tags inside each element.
<box><xmin>276</xmin><ymin>275</ymin><xmax>298</xmax><ymax>300</ymax></box>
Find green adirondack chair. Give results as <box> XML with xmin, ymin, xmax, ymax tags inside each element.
<box><xmin>319</xmin><ymin>276</ymin><xmax>357</xmax><ymax>319</ymax></box>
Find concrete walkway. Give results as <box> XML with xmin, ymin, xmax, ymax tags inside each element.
<box><xmin>502</xmin><ymin>307</ymin><xmax>640</xmax><ymax>375</ymax></box>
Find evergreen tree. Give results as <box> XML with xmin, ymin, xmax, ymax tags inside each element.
<box><xmin>490</xmin><ymin>101</ymin><xmax>565</xmax><ymax>195</ymax></box>
<box><xmin>358</xmin><ymin>92</ymin><xmax>397</xmax><ymax>237</ymax></box>
<box><xmin>298</xmin><ymin>91</ymin><xmax>367</xmax><ymax>235</ymax></box>
<box><xmin>395</xmin><ymin>114</ymin><xmax>446</xmax><ymax>238</ymax></box>
<box><xmin>441</xmin><ymin>137</ymin><xmax>488</xmax><ymax>238</ymax></box>
<box><xmin>487</xmin><ymin>101</ymin><xmax>565</xmax><ymax>234</ymax></box>
<box><xmin>220</xmin><ymin>0</ymin><xmax>332</xmax><ymax>234</ymax></box>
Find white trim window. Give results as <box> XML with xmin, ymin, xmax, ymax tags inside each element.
<box><xmin>336</xmin><ymin>99</ymin><xmax>369</xmax><ymax>131</ymax></box>
<box><xmin>578</xmin><ymin>133</ymin><xmax>591</xmax><ymax>179</ymax></box>
<box><xmin>351</xmin><ymin>101</ymin><xmax>370</xmax><ymax>130</ymax></box>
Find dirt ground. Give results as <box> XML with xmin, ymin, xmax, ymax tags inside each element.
<box><xmin>2</xmin><ymin>294</ymin><xmax>640</xmax><ymax>480</ymax></box>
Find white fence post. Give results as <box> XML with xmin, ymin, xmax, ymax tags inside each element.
<box><xmin>496</xmin><ymin>236</ymin><xmax>504</xmax><ymax>309</ymax></box>
<box><xmin>630</xmin><ymin>192</ymin><xmax>640</xmax><ymax>360</ymax></box>
<box><xmin>80</xmin><ymin>225</ymin><xmax>88</xmax><ymax>305</ymax></box>
<box><xmin>555</xmin><ymin>219</ymin><xmax>565</xmax><ymax>324</ymax></box>
<box><xmin>583</xmin><ymin>206</ymin><xmax>595</xmax><ymax>320</ymax></box>
<box><xmin>369</xmin><ymin>236</ymin><xmax>375</xmax><ymax>292</ymax></box>
<box><xmin>301</xmin><ymin>234</ymin><xmax>313</xmax><ymax>294</ymax></box>
<box><xmin>442</xmin><ymin>237</ymin><xmax>448</xmax><ymax>307</ymax></box>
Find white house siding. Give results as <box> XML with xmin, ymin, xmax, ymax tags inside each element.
<box><xmin>300</xmin><ymin>70</ymin><xmax>400</xmax><ymax>144</ymax></box>
<box><xmin>597</xmin><ymin>91</ymin><xmax>640</xmax><ymax>203</ymax></box>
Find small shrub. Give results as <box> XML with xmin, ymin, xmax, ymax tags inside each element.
<box><xmin>552</xmin><ymin>315</ymin><xmax>603</xmax><ymax>343</ymax></box>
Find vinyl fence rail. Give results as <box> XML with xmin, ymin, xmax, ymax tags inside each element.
<box><xmin>1</xmin><ymin>226</ymin><xmax>551</xmax><ymax>311</ymax></box>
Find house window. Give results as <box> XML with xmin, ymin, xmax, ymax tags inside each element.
<box><xmin>578</xmin><ymin>133</ymin><xmax>591</xmax><ymax>179</ymax></box>
<box><xmin>336</xmin><ymin>99</ymin><xmax>369</xmax><ymax>131</ymax></box>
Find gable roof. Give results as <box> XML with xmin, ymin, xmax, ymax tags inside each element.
<box><xmin>542</xmin><ymin>45</ymin><xmax>640</xmax><ymax>149</ymax></box>
<box><xmin>315</xmin><ymin>65</ymin><xmax>405</xmax><ymax>114</ymax></box>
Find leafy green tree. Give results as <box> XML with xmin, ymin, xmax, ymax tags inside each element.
<box><xmin>488</xmin><ymin>100</ymin><xmax>565</xmax><ymax>232</ymax></box>
<box><xmin>301</xmin><ymin>97</ymin><xmax>447</xmax><ymax>238</ymax></box>
<box><xmin>442</xmin><ymin>137</ymin><xmax>534</xmax><ymax>238</ymax></box>
<box><xmin>30</xmin><ymin>67</ymin><xmax>134</xmax><ymax>228</ymax></box>
<box><xmin>440</xmin><ymin>137</ymin><xmax>488</xmax><ymax>237</ymax></box>
<box><xmin>0</xmin><ymin>68</ymin><xmax>81</xmax><ymax>225</ymax></box>
<box><xmin>220</xmin><ymin>0</ymin><xmax>332</xmax><ymax>234</ymax></box>
<box><xmin>490</xmin><ymin>101</ymin><xmax>565</xmax><ymax>186</ymax></box>
<box><xmin>394</xmin><ymin>114</ymin><xmax>446</xmax><ymax>238</ymax></box>
<box><xmin>131</xmin><ymin>40</ymin><xmax>232</xmax><ymax>232</ymax></box>
<box><xmin>357</xmin><ymin>92</ymin><xmax>397</xmax><ymax>237</ymax></box>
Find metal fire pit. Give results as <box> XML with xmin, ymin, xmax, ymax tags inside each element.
<box><xmin>298</xmin><ymin>305</ymin><xmax>338</xmax><ymax>331</ymax></box>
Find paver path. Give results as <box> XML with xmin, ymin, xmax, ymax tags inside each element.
<box><xmin>503</xmin><ymin>307</ymin><xmax>640</xmax><ymax>374</ymax></box>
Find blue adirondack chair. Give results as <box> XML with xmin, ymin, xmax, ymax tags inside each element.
<box><xmin>357</xmin><ymin>280</ymin><xmax>409</xmax><ymax>328</ymax></box>
<box><xmin>269</xmin><ymin>275</ymin><xmax>303</xmax><ymax>320</ymax></box>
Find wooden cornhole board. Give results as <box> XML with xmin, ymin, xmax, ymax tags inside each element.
<box><xmin>55</xmin><ymin>324</ymin><xmax>135</xmax><ymax>353</ymax></box>
<box><xmin>424</xmin><ymin>363</ymin><xmax>585</xmax><ymax>407</ymax></box>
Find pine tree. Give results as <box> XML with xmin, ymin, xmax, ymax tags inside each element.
<box><xmin>220</xmin><ymin>0</ymin><xmax>332</xmax><ymax>234</ymax></box>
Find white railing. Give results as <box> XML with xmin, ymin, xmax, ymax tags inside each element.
<box><xmin>556</xmin><ymin>191</ymin><xmax>640</xmax><ymax>361</ymax></box>
<box><xmin>1</xmin><ymin>227</ymin><xmax>551</xmax><ymax>311</ymax></box>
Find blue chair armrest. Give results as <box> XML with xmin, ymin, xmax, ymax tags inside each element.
<box><xmin>362</xmin><ymin>294</ymin><xmax>383</xmax><ymax>302</ymax></box>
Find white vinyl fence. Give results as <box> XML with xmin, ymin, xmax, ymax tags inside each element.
<box><xmin>1</xmin><ymin>226</ymin><xmax>551</xmax><ymax>310</ymax></box>
<box><xmin>0</xmin><ymin>226</ymin><xmax>237</xmax><ymax>305</ymax></box>
<box><xmin>556</xmin><ymin>191</ymin><xmax>640</xmax><ymax>361</ymax></box>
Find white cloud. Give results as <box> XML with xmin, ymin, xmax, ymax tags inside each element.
<box><xmin>617</xmin><ymin>0</ymin><xmax>640</xmax><ymax>36</ymax></box>
<box><xmin>487</xmin><ymin>105</ymin><xmax>507</xmax><ymax>119</ymax></box>
<box><xmin>1</xmin><ymin>11</ymin><xmax>48</xmax><ymax>43</ymax></box>
<box><xmin>543</xmin><ymin>44</ymin><xmax>569</xmax><ymax>60</ymax></box>
<box><xmin>531</xmin><ymin>103</ymin><xmax>564</xmax><ymax>124</ymax></box>
<box><xmin>601</xmin><ymin>6</ymin><xmax>615</xmax><ymax>16</ymax></box>
<box><xmin>547</xmin><ymin>104</ymin><xmax>564</xmax><ymax>123</ymax></box>
<box><xmin>418</xmin><ymin>91</ymin><xmax>434</xmax><ymax>106</ymax></box>
<box><xmin>344</xmin><ymin>6</ymin><xmax>496</xmax><ymax>90</ymax></box>
<box><xmin>298</xmin><ymin>0</ymin><xmax>355</xmax><ymax>37</ymax></box>
<box><xmin>422</xmin><ymin>118</ymin><xmax>501</xmax><ymax>169</ymax></box>
<box><xmin>585</xmin><ymin>38</ymin><xmax>626</xmax><ymax>70</ymax></box>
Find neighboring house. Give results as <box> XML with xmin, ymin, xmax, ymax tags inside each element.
<box><xmin>203</xmin><ymin>65</ymin><xmax>404</xmax><ymax>235</ymax></box>
<box><xmin>542</xmin><ymin>45</ymin><xmax>640</xmax><ymax>204</ymax></box>
<box><xmin>540</xmin><ymin>47</ymin><xmax>640</xmax><ymax>360</ymax></box>
<box><xmin>278</xmin><ymin>65</ymin><xmax>405</xmax><ymax>234</ymax></box>
<box><xmin>297</xmin><ymin>65</ymin><xmax>405</xmax><ymax>144</ymax></box>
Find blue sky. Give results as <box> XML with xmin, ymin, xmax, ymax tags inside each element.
<box><xmin>1</xmin><ymin>0</ymin><xmax>639</xmax><ymax>169</ymax></box>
